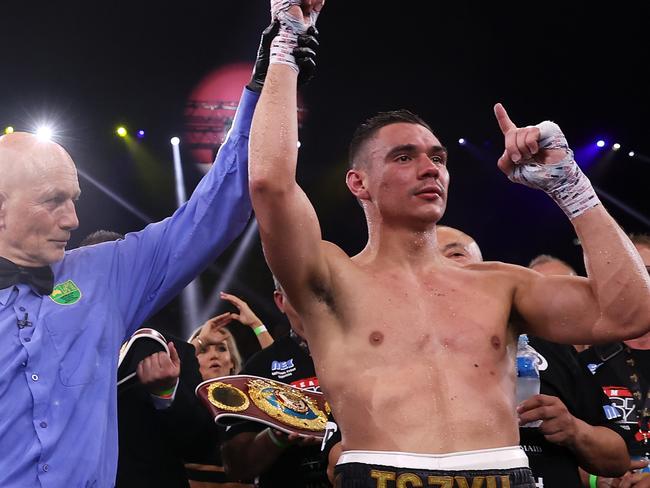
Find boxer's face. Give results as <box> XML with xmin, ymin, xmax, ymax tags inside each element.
<box><xmin>351</xmin><ymin>123</ymin><xmax>449</xmax><ymax>228</ymax></box>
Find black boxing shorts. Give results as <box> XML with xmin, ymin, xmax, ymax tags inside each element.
<box><xmin>334</xmin><ymin>446</ymin><xmax>535</xmax><ymax>488</ymax></box>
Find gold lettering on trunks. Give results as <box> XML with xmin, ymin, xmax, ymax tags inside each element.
<box><xmin>371</xmin><ymin>469</ymin><xmax>396</xmax><ymax>488</ymax></box>
<box><xmin>369</xmin><ymin>469</ymin><xmax>511</xmax><ymax>488</ymax></box>
<box><xmin>397</xmin><ymin>473</ymin><xmax>424</xmax><ymax>487</ymax></box>
<box><xmin>454</xmin><ymin>476</ymin><xmax>484</xmax><ymax>488</ymax></box>
<box><xmin>427</xmin><ymin>476</ymin><xmax>453</xmax><ymax>487</ymax></box>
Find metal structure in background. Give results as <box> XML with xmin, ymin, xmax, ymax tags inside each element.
<box><xmin>183</xmin><ymin>98</ymin><xmax>306</xmax><ymax>166</ymax></box>
<box><xmin>184</xmin><ymin>99</ymin><xmax>239</xmax><ymax>160</ymax></box>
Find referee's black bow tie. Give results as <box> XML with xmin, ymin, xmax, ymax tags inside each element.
<box><xmin>0</xmin><ymin>256</ymin><xmax>54</xmax><ymax>295</ymax></box>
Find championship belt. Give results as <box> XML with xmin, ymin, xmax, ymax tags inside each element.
<box><xmin>118</xmin><ymin>328</ymin><xmax>169</xmax><ymax>389</ymax></box>
<box><xmin>196</xmin><ymin>374</ymin><xmax>330</xmax><ymax>438</ymax></box>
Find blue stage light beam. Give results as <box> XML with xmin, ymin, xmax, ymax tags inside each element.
<box><xmin>76</xmin><ymin>168</ymin><xmax>153</xmax><ymax>223</ymax></box>
<box><xmin>593</xmin><ymin>185</ymin><xmax>650</xmax><ymax>228</ymax></box>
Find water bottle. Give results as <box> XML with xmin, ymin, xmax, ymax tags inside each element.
<box><xmin>516</xmin><ymin>334</ymin><xmax>542</xmax><ymax>428</ymax></box>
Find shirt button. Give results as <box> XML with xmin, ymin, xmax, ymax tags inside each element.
<box><xmin>40</xmin><ymin>421</ymin><xmax>48</xmax><ymax>428</ymax></box>
<box><xmin>24</xmin><ymin>337</ymin><xmax>31</xmax><ymax>342</ymax></box>
<box><xmin>42</xmin><ymin>464</ymin><xmax>49</xmax><ymax>472</ymax></box>
<box><xmin>31</xmin><ymin>374</ymin><xmax>39</xmax><ymax>381</ymax></box>
<box><xmin>19</xmin><ymin>306</ymin><xmax>26</xmax><ymax>312</ymax></box>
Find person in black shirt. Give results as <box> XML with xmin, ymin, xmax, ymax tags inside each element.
<box><xmin>117</xmin><ymin>333</ymin><xmax>220</xmax><ymax>488</ymax></box>
<box><xmin>527</xmin><ymin>255</ymin><xmax>631</xmax><ymax>487</ymax></box>
<box><xmin>221</xmin><ymin>277</ymin><xmax>330</xmax><ymax>488</ymax></box>
<box><xmin>578</xmin><ymin>235</ymin><xmax>650</xmax><ymax>487</ymax></box>
<box><xmin>520</xmin><ymin>336</ymin><xmax>628</xmax><ymax>488</ymax></box>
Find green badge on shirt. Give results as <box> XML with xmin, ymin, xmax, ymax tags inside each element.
<box><xmin>49</xmin><ymin>280</ymin><xmax>82</xmax><ymax>305</ymax></box>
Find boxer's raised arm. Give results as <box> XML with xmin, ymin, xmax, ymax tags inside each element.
<box><xmin>249</xmin><ymin>1</ymin><xmax>330</xmax><ymax>308</ymax></box>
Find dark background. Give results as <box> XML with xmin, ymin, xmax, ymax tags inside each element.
<box><xmin>2</xmin><ymin>1</ymin><xmax>649</xmax><ymax>358</ymax></box>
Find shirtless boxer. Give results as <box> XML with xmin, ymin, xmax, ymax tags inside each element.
<box><xmin>248</xmin><ymin>1</ymin><xmax>650</xmax><ymax>486</ymax></box>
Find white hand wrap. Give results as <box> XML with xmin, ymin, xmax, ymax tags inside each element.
<box><xmin>270</xmin><ymin>0</ymin><xmax>320</xmax><ymax>72</ymax></box>
<box><xmin>509</xmin><ymin>121</ymin><xmax>600</xmax><ymax>219</ymax></box>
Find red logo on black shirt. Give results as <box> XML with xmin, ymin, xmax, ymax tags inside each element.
<box><xmin>602</xmin><ymin>385</ymin><xmax>638</xmax><ymax>426</ymax></box>
<box><xmin>291</xmin><ymin>376</ymin><xmax>320</xmax><ymax>392</ymax></box>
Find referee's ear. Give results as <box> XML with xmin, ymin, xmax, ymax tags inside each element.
<box><xmin>273</xmin><ymin>290</ymin><xmax>286</xmax><ymax>314</ymax></box>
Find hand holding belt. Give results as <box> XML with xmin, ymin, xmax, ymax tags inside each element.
<box><xmin>118</xmin><ymin>328</ymin><xmax>169</xmax><ymax>389</ymax></box>
<box><xmin>196</xmin><ymin>374</ymin><xmax>329</xmax><ymax>438</ymax></box>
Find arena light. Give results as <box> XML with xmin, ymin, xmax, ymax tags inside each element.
<box><xmin>35</xmin><ymin>125</ymin><xmax>53</xmax><ymax>142</ymax></box>
<box><xmin>297</xmin><ymin>140</ymin><xmax>301</xmax><ymax>148</ymax></box>
<box><xmin>628</xmin><ymin>151</ymin><xmax>635</xmax><ymax>157</ymax></box>
<box><xmin>612</xmin><ymin>143</ymin><xmax>621</xmax><ymax>151</ymax></box>
<box><xmin>116</xmin><ymin>126</ymin><xmax>127</xmax><ymax>137</ymax></box>
<box><xmin>137</xmin><ymin>130</ymin><xmax>145</xmax><ymax>138</ymax></box>
<box><xmin>458</xmin><ymin>138</ymin><xmax>466</xmax><ymax>145</ymax></box>
<box><xmin>4</xmin><ymin>126</ymin><xmax>14</xmax><ymax>135</ymax></box>
<box><xmin>170</xmin><ymin>136</ymin><xmax>180</xmax><ymax>146</ymax></box>
<box><xmin>596</xmin><ymin>140</ymin><xmax>606</xmax><ymax>148</ymax></box>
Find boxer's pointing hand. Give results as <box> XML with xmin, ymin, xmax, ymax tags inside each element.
<box><xmin>494</xmin><ymin>103</ymin><xmax>566</xmax><ymax>178</ymax></box>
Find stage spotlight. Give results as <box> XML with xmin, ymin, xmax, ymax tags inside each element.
<box><xmin>4</xmin><ymin>126</ymin><xmax>14</xmax><ymax>135</ymax></box>
<box><xmin>137</xmin><ymin>130</ymin><xmax>145</xmax><ymax>138</ymax></box>
<box><xmin>116</xmin><ymin>126</ymin><xmax>127</xmax><ymax>137</ymax></box>
<box><xmin>612</xmin><ymin>143</ymin><xmax>621</xmax><ymax>150</ymax></box>
<box><xmin>628</xmin><ymin>151</ymin><xmax>635</xmax><ymax>157</ymax></box>
<box><xmin>596</xmin><ymin>140</ymin><xmax>605</xmax><ymax>148</ymax></box>
<box><xmin>35</xmin><ymin>125</ymin><xmax>53</xmax><ymax>142</ymax></box>
<box><xmin>458</xmin><ymin>138</ymin><xmax>466</xmax><ymax>145</ymax></box>
<box><xmin>170</xmin><ymin>136</ymin><xmax>180</xmax><ymax>146</ymax></box>
<box><xmin>297</xmin><ymin>140</ymin><xmax>301</xmax><ymax>148</ymax></box>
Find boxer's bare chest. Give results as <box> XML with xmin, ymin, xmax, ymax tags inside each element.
<box><xmin>308</xmin><ymin>263</ymin><xmax>516</xmax><ymax>370</ymax></box>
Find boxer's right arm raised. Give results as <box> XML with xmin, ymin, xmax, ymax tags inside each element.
<box><xmin>249</xmin><ymin>1</ymin><xmax>330</xmax><ymax>308</ymax></box>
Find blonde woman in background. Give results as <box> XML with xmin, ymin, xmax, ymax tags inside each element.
<box><xmin>184</xmin><ymin>291</ymin><xmax>274</xmax><ymax>488</ymax></box>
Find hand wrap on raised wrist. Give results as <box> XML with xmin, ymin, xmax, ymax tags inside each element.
<box><xmin>509</xmin><ymin>121</ymin><xmax>600</xmax><ymax>219</ymax></box>
<box><xmin>270</xmin><ymin>0</ymin><xmax>320</xmax><ymax>72</ymax></box>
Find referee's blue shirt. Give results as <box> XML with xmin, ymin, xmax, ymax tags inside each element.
<box><xmin>0</xmin><ymin>88</ymin><xmax>258</xmax><ymax>488</ymax></box>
